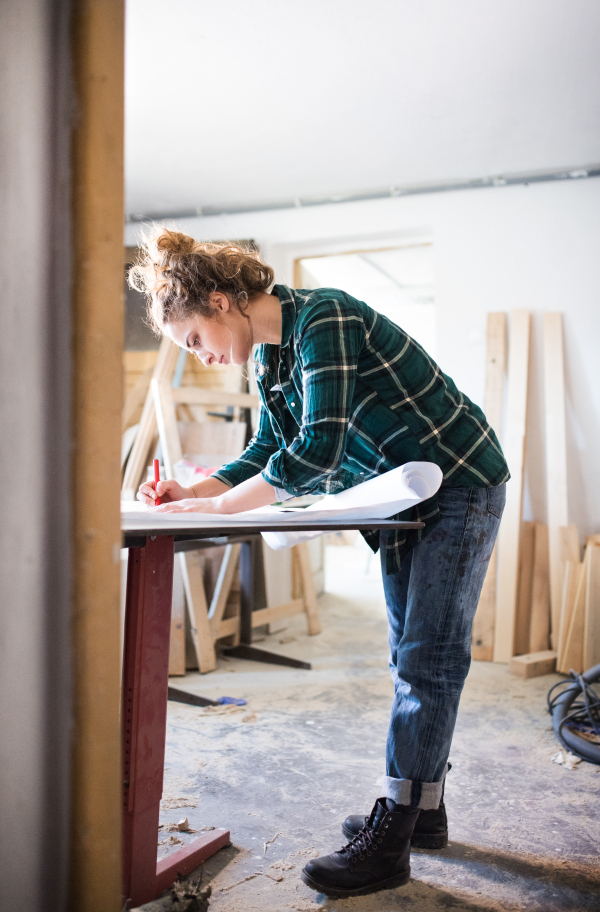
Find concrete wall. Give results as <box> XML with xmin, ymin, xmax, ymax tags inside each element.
<box><xmin>127</xmin><ymin>177</ymin><xmax>600</xmax><ymax>540</ymax></box>
<box><xmin>0</xmin><ymin>1</ymin><xmax>72</xmax><ymax>908</ymax></box>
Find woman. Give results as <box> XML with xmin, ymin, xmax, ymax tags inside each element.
<box><xmin>132</xmin><ymin>230</ymin><xmax>508</xmax><ymax>898</ymax></box>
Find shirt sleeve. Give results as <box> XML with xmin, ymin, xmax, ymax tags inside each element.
<box><xmin>261</xmin><ymin>297</ymin><xmax>363</xmax><ymax>496</ymax></box>
<box><xmin>211</xmin><ymin>401</ymin><xmax>280</xmax><ymax>488</ymax></box>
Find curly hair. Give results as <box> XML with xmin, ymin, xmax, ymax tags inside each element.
<box><xmin>128</xmin><ymin>228</ymin><xmax>275</xmax><ymax>334</ymax></box>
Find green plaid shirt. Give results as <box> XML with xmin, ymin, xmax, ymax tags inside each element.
<box><xmin>214</xmin><ymin>285</ymin><xmax>509</xmax><ymax>573</ymax></box>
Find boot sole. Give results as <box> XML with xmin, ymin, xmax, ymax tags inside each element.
<box><xmin>300</xmin><ymin>866</ymin><xmax>410</xmax><ymax>898</ymax></box>
<box><xmin>341</xmin><ymin>823</ymin><xmax>448</xmax><ymax>850</ymax></box>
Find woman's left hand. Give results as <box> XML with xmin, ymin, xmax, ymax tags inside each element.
<box><xmin>150</xmin><ymin>497</ymin><xmax>227</xmax><ymax>515</ymax></box>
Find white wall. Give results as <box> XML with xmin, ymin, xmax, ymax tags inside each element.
<box><xmin>126</xmin><ymin>177</ymin><xmax>600</xmax><ymax>540</ymax></box>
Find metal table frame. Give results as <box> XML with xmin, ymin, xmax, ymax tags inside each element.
<box><xmin>120</xmin><ymin>518</ymin><xmax>423</xmax><ymax>907</ymax></box>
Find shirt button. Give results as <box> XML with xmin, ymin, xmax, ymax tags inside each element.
<box><xmin>360</xmin><ymin>472</ymin><xmax>365</xmax><ymax>475</ymax></box>
<box><xmin>291</xmin><ymin>401</ymin><xmax>296</xmax><ymax>406</ymax></box>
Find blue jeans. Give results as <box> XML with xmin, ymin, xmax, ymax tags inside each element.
<box><xmin>380</xmin><ymin>484</ymin><xmax>506</xmax><ymax>810</ymax></box>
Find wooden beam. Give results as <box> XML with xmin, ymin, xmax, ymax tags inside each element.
<box><xmin>295</xmin><ymin>543</ymin><xmax>322</xmax><ymax>635</ymax></box>
<box><xmin>172</xmin><ymin>387</ymin><xmax>259</xmax><ymax>409</ymax></box>
<box><xmin>472</xmin><ymin>313</ymin><xmax>507</xmax><ymax>661</ymax></box>
<box><xmin>69</xmin><ymin>1</ymin><xmax>124</xmax><ymax>908</ymax></box>
<box><xmin>179</xmin><ymin>553</ymin><xmax>216</xmax><ymax>673</ymax></box>
<box><xmin>529</xmin><ymin>523</ymin><xmax>550</xmax><ymax>653</ymax></box>
<box><xmin>494</xmin><ymin>311</ymin><xmax>531</xmax><ymax>662</ymax></box>
<box><xmin>514</xmin><ymin>522</ymin><xmax>535</xmax><ymax>656</ymax></box>
<box><xmin>509</xmin><ymin>650</ymin><xmax>557</xmax><ymax>678</ymax></box>
<box><xmin>121</xmin><ymin>337</ymin><xmax>179</xmax><ymax>498</ymax></box>
<box><xmin>558</xmin><ymin>544</ymin><xmax>589</xmax><ymax>674</ymax></box>
<box><xmin>168</xmin><ymin>559</ymin><xmax>186</xmax><ymax>676</ymax></box>
<box><xmin>543</xmin><ymin>313</ymin><xmax>569</xmax><ymax>650</ymax></box>
<box><xmin>584</xmin><ymin>542</ymin><xmax>600</xmax><ymax>669</ymax></box>
<box><xmin>556</xmin><ymin>525</ymin><xmax>580</xmax><ymax>663</ymax></box>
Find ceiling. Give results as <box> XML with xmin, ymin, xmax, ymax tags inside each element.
<box><xmin>125</xmin><ymin>0</ymin><xmax>600</xmax><ymax>219</ymax></box>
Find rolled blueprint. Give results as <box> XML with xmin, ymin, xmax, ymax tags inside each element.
<box><xmin>261</xmin><ymin>461</ymin><xmax>443</xmax><ymax>550</ymax></box>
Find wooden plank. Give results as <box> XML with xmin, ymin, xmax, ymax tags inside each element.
<box><xmin>494</xmin><ymin>310</ymin><xmax>531</xmax><ymax>662</ymax></box>
<box><xmin>557</xmin><ymin>561</ymin><xmax>581</xmax><ymax>668</ymax></box>
<box><xmin>122</xmin><ymin>337</ymin><xmax>179</xmax><ymax>497</ymax></box>
<box><xmin>172</xmin><ymin>387</ymin><xmax>259</xmax><ymax>409</ymax></box>
<box><xmin>514</xmin><ymin>522</ymin><xmax>535</xmax><ymax>656</ymax></box>
<box><xmin>168</xmin><ymin>559</ymin><xmax>186</xmax><ymax>676</ymax></box>
<box><xmin>529</xmin><ymin>523</ymin><xmax>550</xmax><ymax>653</ymax></box>
<box><xmin>152</xmin><ymin>377</ymin><xmax>183</xmax><ymax>476</ymax></box>
<box><xmin>70</xmin><ymin>0</ymin><xmax>124</xmax><ymax>906</ymax></box>
<box><xmin>509</xmin><ymin>650</ymin><xmax>557</xmax><ymax>678</ymax></box>
<box><xmin>295</xmin><ymin>543</ymin><xmax>322</xmax><ymax>635</ymax></box>
<box><xmin>122</xmin><ymin>364</ymin><xmax>153</xmax><ymax>431</ymax></box>
<box><xmin>250</xmin><ymin>600</ymin><xmax>306</xmax><ymax>628</ymax></box>
<box><xmin>556</xmin><ymin>525</ymin><xmax>580</xmax><ymax>662</ymax></box>
<box><xmin>543</xmin><ymin>313</ymin><xmax>569</xmax><ymax>650</ymax></box>
<box><xmin>179</xmin><ymin>552</ymin><xmax>216</xmax><ymax>673</ymax></box>
<box><xmin>558</xmin><ymin>544</ymin><xmax>589</xmax><ymax>674</ymax></box>
<box><xmin>213</xmin><ymin>600</ymin><xmax>306</xmax><ymax>640</ymax></box>
<box><xmin>208</xmin><ymin>545</ymin><xmax>241</xmax><ymax>633</ymax></box>
<box><xmin>583</xmin><ymin>542</ymin><xmax>600</xmax><ymax>669</ymax></box>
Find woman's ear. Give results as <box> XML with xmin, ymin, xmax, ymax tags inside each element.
<box><xmin>209</xmin><ymin>291</ymin><xmax>231</xmax><ymax>313</ymax></box>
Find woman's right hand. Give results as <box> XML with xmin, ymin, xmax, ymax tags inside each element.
<box><xmin>137</xmin><ymin>478</ymin><xmax>192</xmax><ymax>507</ymax></box>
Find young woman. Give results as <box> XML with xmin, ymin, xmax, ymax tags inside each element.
<box><xmin>132</xmin><ymin>229</ymin><xmax>509</xmax><ymax>898</ymax></box>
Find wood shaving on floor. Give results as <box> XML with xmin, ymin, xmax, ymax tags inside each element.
<box><xmin>160</xmin><ymin>797</ymin><xmax>200</xmax><ymax>809</ymax></box>
<box><xmin>551</xmin><ymin>749</ymin><xmax>582</xmax><ymax>769</ymax></box>
<box><xmin>264</xmin><ymin>831</ymin><xmax>281</xmax><ymax>853</ymax></box>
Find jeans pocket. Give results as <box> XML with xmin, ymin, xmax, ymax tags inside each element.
<box><xmin>486</xmin><ymin>483</ymin><xmax>506</xmax><ymax>519</ymax></box>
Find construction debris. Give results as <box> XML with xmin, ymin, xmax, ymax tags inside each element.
<box><xmin>551</xmin><ymin>749</ymin><xmax>582</xmax><ymax>770</ymax></box>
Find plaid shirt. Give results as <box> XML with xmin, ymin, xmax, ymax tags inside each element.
<box><xmin>214</xmin><ymin>285</ymin><xmax>509</xmax><ymax>573</ymax></box>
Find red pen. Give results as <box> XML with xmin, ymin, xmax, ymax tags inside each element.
<box><xmin>153</xmin><ymin>458</ymin><xmax>161</xmax><ymax>506</ymax></box>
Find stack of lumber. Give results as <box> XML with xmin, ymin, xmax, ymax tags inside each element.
<box><xmin>471</xmin><ymin>311</ymin><xmax>597</xmax><ymax>677</ymax></box>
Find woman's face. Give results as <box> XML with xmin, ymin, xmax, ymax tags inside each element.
<box><xmin>165</xmin><ymin>293</ymin><xmax>251</xmax><ymax>367</ymax></box>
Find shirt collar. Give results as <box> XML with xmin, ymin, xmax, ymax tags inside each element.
<box><xmin>272</xmin><ymin>284</ymin><xmax>296</xmax><ymax>349</ymax></box>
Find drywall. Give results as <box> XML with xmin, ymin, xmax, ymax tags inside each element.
<box><xmin>0</xmin><ymin>1</ymin><xmax>73</xmax><ymax>909</ymax></box>
<box><xmin>126</xmin><ymin>176</ymin><xmax>600</xmax><ymax>540</ymax></box>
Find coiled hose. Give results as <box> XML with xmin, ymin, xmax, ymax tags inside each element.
<box><xmin>547</xmin><ymin>663</ymin><xmax>600</xmax><ymax>765</ymax></box>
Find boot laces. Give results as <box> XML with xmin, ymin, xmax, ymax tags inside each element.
<box><xmin>341</xmin><ymin>818</ymin><xmax>386</xmax><ymax>862</ymax></box>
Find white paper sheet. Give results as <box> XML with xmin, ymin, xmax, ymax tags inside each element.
<box><xmin>121</xmin><ymin>462</ymin><xmax>442</xmax><ymax>546</ymax></box>
<box><xmin>261</xmin><ymin>461</ymin><xmax>442</xmax><ymax>549</ymax></box>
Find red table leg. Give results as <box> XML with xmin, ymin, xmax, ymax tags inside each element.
<box><xmin>122</xmin><ymin>536</ymin><xmax>230</xmax><ymax>908</ymax></box>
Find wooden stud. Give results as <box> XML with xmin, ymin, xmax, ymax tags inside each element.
<box><xmin>557</xmin><ymin>561</ymin><xmax>581</xmax><ymax>668</ymax></box>
<box><xmin>121</xmin><ymin>338</ymin><xmax>179</xmax><ymax>498</ymax></box>
<box><xmin>583</xmin><ymin>543</ymin><xmax>600</xmax><ymax>670</ymax></box>
<box><xmin>295</xmin><ymin>543</ymin><xmax>322</xmax><ymax>635</ymax></box>
<box><xmin>543</xmin><ymin>313</ymin><xmax>569</xmax><ymax>650</ymax></box>
<box><xmin>472</xmin><ymin>312</ymin><xmax>508</xmax><ymax>661</ymax></box>
<box><xmin>172</xmin><ymin>387</ymin><xmax>259</xmax><ymax>409</ymax></box>
<box><xmin>556</xmin><ymin>525</ymin><xmax>580</xmax><ymax>663</ymax></box>
<box><xmin>122</xmin><ymin>364</ymin><xmax>153</xmax><ymax>431</ymax></box>
<box><xmin>69</xmin><ymin>1</ymin><xmax>124</xmax><ymax>908</ymax></box>
<box><xmin>179</xmin><ymin>553</ymin><xmax>217</xmax><ymax>673</ymax></box>
<box><xmin>208</xmin><ymin>545</ymin><xmax>241</xmax><ymax>636</ymax></box>
<box><xmin>494</xmin><ymin>311</ymin><xmax>531</xmax><ymax>662</ymax></box>
<box><xmin>514</xmin><ymin>522</ymin><xmax>535</xmax><ymax>655</ymax></box>
<box><xmin>558</xmin><ymin>545</ymin><xmax>589</xmax><ymax>674</ymax></box>
<box><xmin>529</xmin><ymin>523</ymin><xmax>550</xmax><ymax>653</ymax></box>
<box><xmin>509</xmin><ymin>650</ymin><xmax>557</xmax><ymax>678</ymax></box>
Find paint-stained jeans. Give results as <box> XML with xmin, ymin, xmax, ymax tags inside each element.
<box><xmin>380</xmin><ymin>484</ymin><xmax>506</xmax><ymax>810</ymax></box>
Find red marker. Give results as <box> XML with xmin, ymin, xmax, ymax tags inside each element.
<box><xmin>153</xmin><ymin>458</ymin><xmax>162</xmax><ymax>506</ymax></box>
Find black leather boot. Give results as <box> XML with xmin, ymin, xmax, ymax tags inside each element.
<box><xmin>301</xmin><ymin>799</ymin><xmax>419</xmax><ymax>897</ymax></box>
<box><xmin>341</xmin><ymin>765</ymin><xmax>450</xmax><ymax>850</ymax></box>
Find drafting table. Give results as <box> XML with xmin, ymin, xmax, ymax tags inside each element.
<box><xmin>120</xmin><ymin>515</ymin><xmax>423</xmax><ymax>907</ymax></box>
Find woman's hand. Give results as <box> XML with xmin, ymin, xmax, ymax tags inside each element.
<box><xmin>152</xmin><ymin>496</ymin><xmax>227</xmax><ymax>515</ymax></box>
<box><xmin>137</xmin><ymin>478</ymin><xmax>192</xmax><ymax>506</ymax></box>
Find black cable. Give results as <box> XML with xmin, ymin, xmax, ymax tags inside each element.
<box><xmin>547</xmin><ymin>663</ymin><xmax>600</xmax><ymax>765</ymax></box>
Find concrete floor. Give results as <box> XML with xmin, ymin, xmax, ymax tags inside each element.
<box><xmin>135</xmin><ymin>544</ymin><xmax>600</xmax><ymax>912</ymax></box>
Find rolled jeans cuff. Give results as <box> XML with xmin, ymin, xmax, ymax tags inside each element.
<box><xmin>382</xmin><ymin>763</ymin><xmax>449</xmax><ymax>810</ymax></box>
